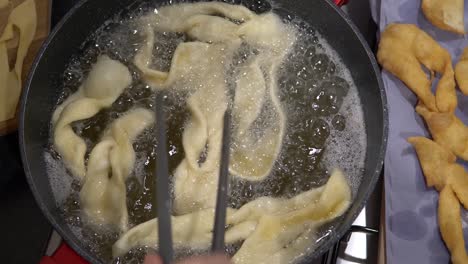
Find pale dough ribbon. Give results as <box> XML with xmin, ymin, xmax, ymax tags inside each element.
<box><xmin>52</xmin><ymin>55</ymin><xmax>132</xmax><ymax>179</ymax></box>
<box><xmin>134</xmin><ymin>2</ymin><xmax>296</xmax><ymax>214</ymax></box>
<box><xmin>112</xmin><ymin>169</ymin><xmax>351</xmax><ymax>264</ymax></box>
<box><xmin>80</xmin><ymin>108</ymin><xmax>154</xmax><ymax>232</ymax></box>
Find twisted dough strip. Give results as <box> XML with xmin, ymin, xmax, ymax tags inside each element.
<box><xmin>146</xmin><ymin>2</ymin><xmax>255</xmax><ymax>34</ymax></box>
<box><xmin>439</xmin><ymin>187</ymin><xmax>468</xmax><ymax>264</ymax></box>
<box><xmin>230</xmin><ymin>54</ymin><xmax>287</xmax><ymax>181</ymax></box>
<box><xmin>138</xmin><ymin>36</ymin><xmax>233</xmax><ymax>214</ymax></box>
<box><xmin>408</xmin><ymin>137</ymin><xmax>468</xmax><ymax>264</ymax></box>
<box><xmin>416</xmin><ymin>104</ymin><xmax>468</xmax><ymax>162</ymax></box>
<box><xmin>52</xmin><ymin>55</ymin><xmax>132</xmax><ymax>179</ymax></box>
<box><xmin>377</xmin><ymin>23</ymin><xmax>456</xmax><ymax>113</ymax></box>
<box><xmin>134</xmin><ymin>3</ymin><xmax>295</xmax><ymax>214</ymax></box>
<box><xmin>80</xmin><ymin>108</ymin><xmax>154</xmax><ymax>231</ymax></box>
<box><xmin>112</xmin><ymin>169</ymin><xmax>351</xmax><ymax>264</ymax></box>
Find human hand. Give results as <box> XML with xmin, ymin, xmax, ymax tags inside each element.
<box><xmin>144</xmin><ymin>254</ymin><xmax>231</xmax><ymax>264</ymax></box>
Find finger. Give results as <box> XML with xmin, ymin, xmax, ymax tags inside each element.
<box><xmin>177</xmin><ymin>254</ymin><xmax>231</xmax><ymax>264</ymax></box>
<box><xmin>144</xmin><ymin>254</ymin><xmax>163</xmax><ymax>264</ymax></box>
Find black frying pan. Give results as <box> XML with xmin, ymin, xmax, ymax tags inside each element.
<box><xmin>19</xmin><ymin>0</ymin><xmax>388</xmax><ymax>263</ymax></box>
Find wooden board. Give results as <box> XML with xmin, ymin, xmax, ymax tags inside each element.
<box><xmin>0</xmin><ymin>0</ymin><xmax>51</xmax><ymax>135</ymax></box>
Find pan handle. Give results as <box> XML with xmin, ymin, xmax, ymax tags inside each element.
<box><xmin>333</xmin><ymin>0</ymin><xmax>349</xmax><ymax>7</ymax></box>
<box><xmin>40</xmin><ymin>243</ymin><xmax>88</xmax><ymax>264</ymax></box>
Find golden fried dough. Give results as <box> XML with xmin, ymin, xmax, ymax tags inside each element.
<box><xmin>455</xmin><ymin>47</ymin><xmax>468</xmax><ymax>95</ymax></box>
<box><xmin>422</xmin><ymin>0</ymin><xmax>465</xmax><ymax>35</ymax></box>
<box><xmin>408</xmin><ymin>136</ymin><xmax>468</xmax><ymax>208</ymax></box>
<box><xmin>409</xmin><ymin>137</ymin><xmax>468</xmax><ymax>264</ymax></box>
<box><xmin>407</xmin><ymin>136</ymin><xmax>455</xmax><ymax>190</ymax></box>
<box><xmin>439</xmin><ymin>187</ymin><xmax>468</xmax><ymax>264</ymax></box>
<box><xmin>377</xmin><ymin>23</ymin><xmax>457</xmax><ymax>113</ymax></box>
<box><xmin>448</xmin><ymin>165</ymin><xmax>468</xmax><ymax>210</ymax></box>
<box><xmin>416</xmin><ymin>104</ymin><xmax>468</xmax><ymax>161</ymax></box>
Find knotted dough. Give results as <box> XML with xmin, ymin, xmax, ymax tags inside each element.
<box><xmin>80</xmin><ymin>108</ymin><xmax>154</xmax><ymax>231</ymax></box>
<box><xmin>134</xmin><ymin>2</ymin><xmax>296</xmax><ymax>214</ymax></box>
<box><xmin>416</xmin><ymin>104</ymin><xmax>468</xmax><ymax>161</ymax></box>
<box><xmin>113</xmin><ymin>169</ymin><xmax>351</xmax><ymax>264</ymax></box>
<box><xmin>52</xmin><ymin>55</ymin><xmax>132</xmax><ymax>179</ymax></box>
<box><xmin>408</xmin><ymin>137</ymin><xmax>468</xmax><ymax>263</ymax></box>
<box><xmin>377</xmin><ymin>23</ymin><xmax>457</xmax><ymax>113</ymax></box>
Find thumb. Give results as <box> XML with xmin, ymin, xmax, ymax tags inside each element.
<box><xmin>177</xmin><ymin>254</ymin><xmax>231</xmax><ymax>264</ymax></box>
<box><xmin>144</xmin><ymin>254</ymin><xmax>163</xmax><ymax>264</ymax></box>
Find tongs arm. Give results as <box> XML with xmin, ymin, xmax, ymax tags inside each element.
<box><xmin>155</xmin><ymin>94</ymin><xmax>232</xmax><ymax>263</ymax></box>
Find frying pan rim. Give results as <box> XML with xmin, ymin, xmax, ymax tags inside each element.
<box><xmin>294</xmin><ymin>0</ymin><xmax>388</xmax><ymax>261</ymax></box>
<box><xmin>19</xmin><ymin>0</ymin><xmax>389</xmax><ymax>263</ymax></box>
<box><xmin>19</xmin><ymin>0</ymin><xmax>100</xmax><ymax>263</ymax></box>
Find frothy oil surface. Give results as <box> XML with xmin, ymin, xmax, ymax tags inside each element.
<box><xmin>44</xmin><ymin>2</ymin><xmax>366</xmax><ymax>263</ymax></box>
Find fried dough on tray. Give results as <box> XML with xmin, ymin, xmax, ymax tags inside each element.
<box><xmin>416</xmin><ymin>104</ymin><xmax>468</xmax><ymax>161</ymax></box>
<box><xmin>377</xmin><ymin>23</ymin><xmax>457</xmax><ymax>113</ymax></box>
<box><xmin>408</xmin><ymin>137</ymin><xmax>468</xmax><ymax>264</ymax></box>
<box><xmin>408</xmin><ymin>136</ymin><xmax>468</xmax><ymax>207</ymax></box>
<box><xmin>455</xmin><ymin>47</ymin><xmax>468</xmax><ymax>95</ymax></box>
<box><xmin>422</xmin><ymin>0</ymin><xmax>465</xmax><ymax>35</ymax></box>
<box><xmin>439</xmin><ymin>187</ymin><xmax>468</xmax><ymax>264</ymax></box>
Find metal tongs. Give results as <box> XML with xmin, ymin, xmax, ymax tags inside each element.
<box><xmin>155</xmin><ymin>92</ymin><xmax>231</xmax><ymax>264</ymax></box>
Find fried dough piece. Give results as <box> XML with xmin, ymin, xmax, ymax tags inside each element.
<box><xmin>408</xmin><ymin>137</ymin><xmax>468</xmax><ymax>207</ymax></box>
<box><xmin>455</xmin><ymin>47</ymin><xmax>468</xmax><ymax>95</ymax></box>
<box><xmin>416</xmin><ymin>104</ymin><xmax>468</xmax><ymax>161</ymax></box>
<box><xmin>377</xmin><ymin>23</ymin><xmax>456</xmax><ymax>113</ymax></box>
<box><xmin>449</xmin><ymin>165</ymin><xmax>468</xmax><ymax>210</ymax></box>
<box><xmin>409</xmin><ymin>137</ymin><xmax>468</xmax><ymax>264</ymax></box>
<box><xmin>422</xmin><ymin>0</ymin><xmax>465</xmax><ymax>35</ymax></box>
<box><xmin>407</xmin><ymin>136</ymin><xmax>455</xmax><ymax>190</ymax></box>
<box><xmin>439</xmin><ymin>187</ymin><xmax>468</xmax><ymax>264</ymax></box>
